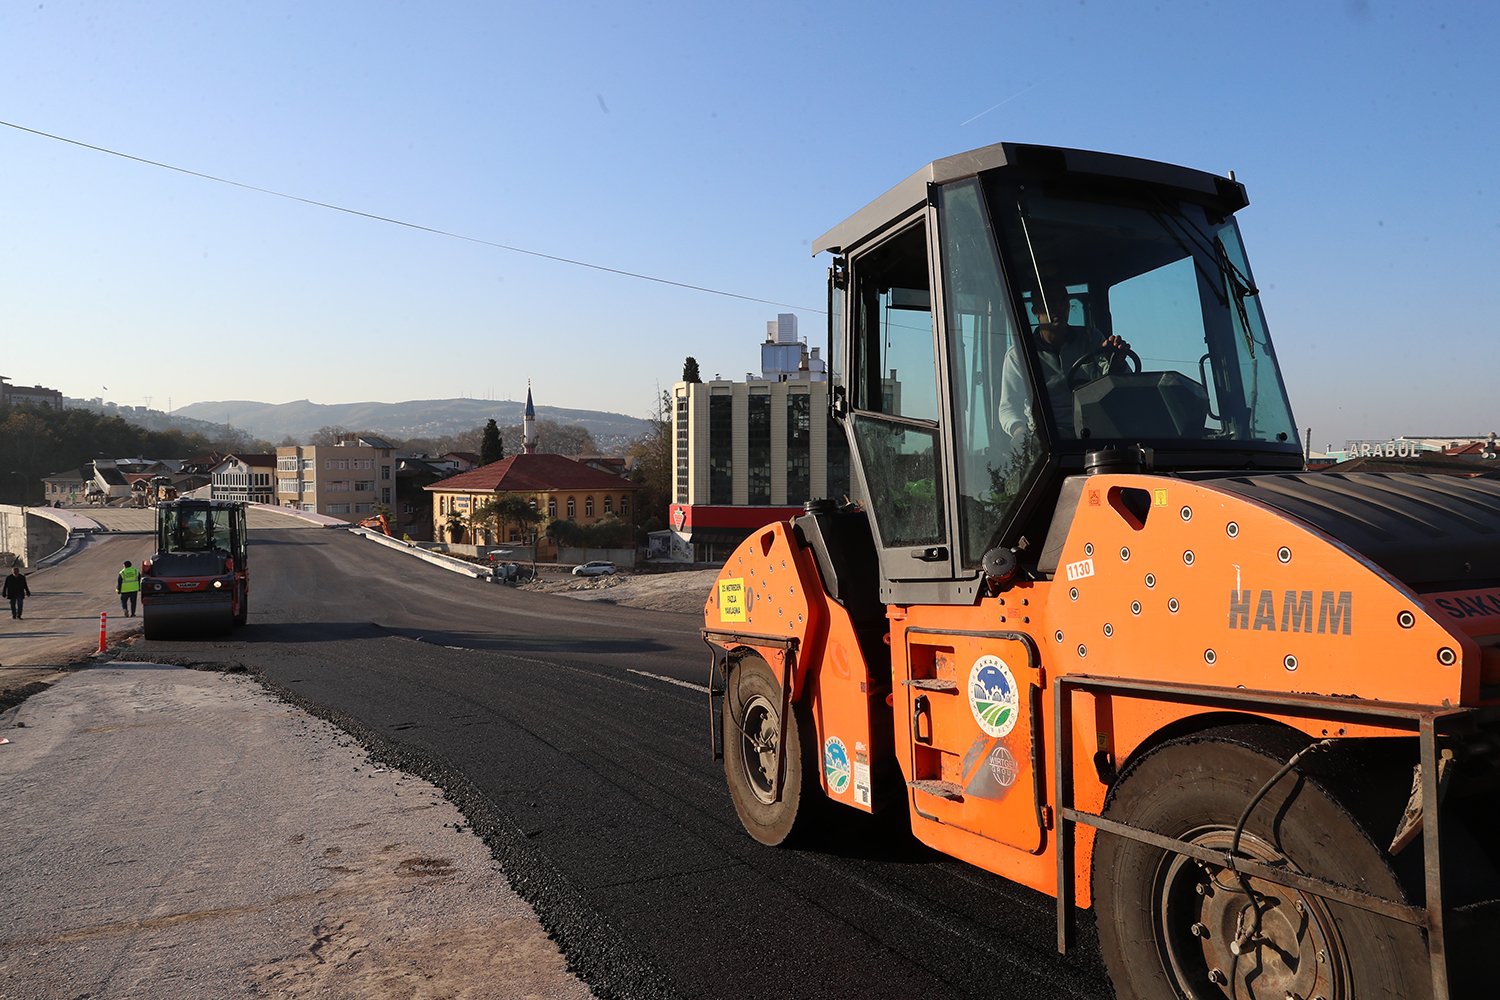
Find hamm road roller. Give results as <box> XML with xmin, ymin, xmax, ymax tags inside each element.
<box><xmin>703</xmin><ymin>142</ymin><xmax>1499</xmax><ymax>999</ymax></box>
<box><xmin>141</xmin><ymin>498</ymin><xmax>248</xmax><ymax>638</ymax></box>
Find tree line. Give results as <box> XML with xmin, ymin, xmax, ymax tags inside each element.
<box><xmin>0</xmin><ymin>401</ymin><xmax>252</xmax><ymax>505</ymax></box>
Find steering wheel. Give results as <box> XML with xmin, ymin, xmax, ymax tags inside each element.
<box><xmin>1067</xmin><ymin>345</ymin><xmax>1140</xmax><ymax>388</ymax></box>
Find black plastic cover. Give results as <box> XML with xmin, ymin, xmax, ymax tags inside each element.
<box><xmin>1197</xmin><ymin>472</ymin><xmax>1500</xmax><ymax>589</ymax></box>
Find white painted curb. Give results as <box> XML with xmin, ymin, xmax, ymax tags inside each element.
<box><xmin>349</xmin><ymin>527</ymin><xmax>492</xmax><ymax>580</ymax></box>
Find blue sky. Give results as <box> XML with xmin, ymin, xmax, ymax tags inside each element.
<box><xmin>2</xmin><ymin>1</ymin><xmax>1494</xmax><ymax>449</ymax></box>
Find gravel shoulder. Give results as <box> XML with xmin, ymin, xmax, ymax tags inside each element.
<box><xmin>0</xmin><ymin>660</ymin><xmax>595</xmax><ymax>1000</ymax></box>
<box><xmin>517</xmin><ymin>567</ymin><xmax>719</xmax><ymax>615</ymax></box>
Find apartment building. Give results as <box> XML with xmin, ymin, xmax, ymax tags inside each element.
<box><xmin>0</xmin><ymin>376</ymin><xmax>63</xmax><ymax>408</ymax></box>
<box><xmin>275</xmin><ymin>435</ymin><xmax>396</xmax><ymax>521</ymax></box>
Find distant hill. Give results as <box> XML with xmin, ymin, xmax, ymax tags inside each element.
<box><xmin>172</xmin><ymin>398</ymin><xmax>651</xmax><ymax>446</ymax></box>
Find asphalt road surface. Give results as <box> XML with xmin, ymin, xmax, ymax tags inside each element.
<box><xmin>131</xmin><ymin>528</ymin><xmax>1115</xmax><ymax>1000</ymax></box>
<box><xmin>0</xmin><ymin>507</ymin><xmax>323</xmax><ymax>692</ymax></box>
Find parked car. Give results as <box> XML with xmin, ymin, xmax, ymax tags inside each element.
<box><xmin>572</xmin><ymin>560</ymin><xmax>616</xmax><ymax>576</ymax></box>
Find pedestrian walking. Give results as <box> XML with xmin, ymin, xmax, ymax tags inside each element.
<box><xmin>117</xmin><ymin>560</ymin><xmax>141</xmax><ymax>617</ymax></box>
<box><xmin>3</xmin><ymin>566</ymin><xmax>30</xmax><ymax>620</ymax></box>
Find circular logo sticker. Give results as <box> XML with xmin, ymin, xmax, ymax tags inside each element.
<box><xmin>988</xmin><ymin>744</ymin><xmax>1019</xmax><ymax>788</ymax></box>
<box><xmin>968</xmin><ymin>655</ymin><xmax>1020</xmax><ymax>738</ymax></box>
<box><xmin>823</xmin><ymin>736</ymin><xmax>850</xmax><ymax>794</ymax></box>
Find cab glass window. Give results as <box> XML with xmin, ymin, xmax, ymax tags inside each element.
<box><xmin>983</xmin><ymin>178</ymin><xmax>1297</xmax><ymax>446</ymax></box>
<box><xmin>847</xmin><ymin>220</ymin><xmax>946</xmax><ymax>549</ymax></box>
<box><xmin>850</xmin><ymin>223</ymin><xmax>939</xmax><ymax>422</ymax></box>
<box><xmin>938</xmin><ymin>179</ymin><xmax>1045</xmax><ymax>568</ymax></box>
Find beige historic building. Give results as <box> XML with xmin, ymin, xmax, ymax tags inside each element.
<box><xmin>426</xmin><ymin>453</ymin><xmax>639</xmax><ymax>560</ymax></box>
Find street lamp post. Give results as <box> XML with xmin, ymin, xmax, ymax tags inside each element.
<box><xmin>7</xmin><ymin>471</ymin><xmax>31</xmax><ymax>506</ymax></box>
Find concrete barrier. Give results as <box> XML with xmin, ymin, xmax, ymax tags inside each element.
<box><xmin>0</xmin><ymin>506</ymin><xmax>25</xmax><ymax>567</ymax></box>
<box><xmin>350</xmin><ymin>528</ymin><xmax>492</xmax><ymax>580</ymax></box>
<box><xmin>0</xmin><ymin>505</ymin><xmax>98</xmax><ymax>567</ymax></box>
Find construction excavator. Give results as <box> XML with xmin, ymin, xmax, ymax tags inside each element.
<box><xmin>356</xmin><ymin>513</ymin><xmax>395</xmax><ymax>536</ymax></box>
<box><xmin>703</xmin><ymin>142</ymin><xmax>1499</xmax><ymax>999</ymax></box>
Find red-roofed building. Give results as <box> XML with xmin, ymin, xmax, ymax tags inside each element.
<box><xmin>425</xmin><ymin>453</ymin><xmax>640</xmax><ymax>558</ymax></box>
<box><xmin>1445</xmin><ymin>435</ymin><xmax>1498</xmax><ymax>460</ymax></box>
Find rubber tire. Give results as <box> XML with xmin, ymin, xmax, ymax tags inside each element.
<box><xmin>1092</xmin><ymin>725</ymin><xmax>1431</xmax><ymax>1000</ymax></box>
<box><xmin>723</xmin><ymin>655</ymin><xmax>824</xmax><ymax>846</ymax></box>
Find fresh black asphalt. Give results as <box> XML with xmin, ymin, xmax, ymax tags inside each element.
<box><xmin>124</xmin><ymin>528</ymin><xmax>1116</xmax><ymax>1000</ymax></box>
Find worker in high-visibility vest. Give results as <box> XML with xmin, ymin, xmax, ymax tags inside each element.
<box><xmin>117</xmin><ymin>560</ymin><xmax>141</xmax><ymax>617</ymax></box>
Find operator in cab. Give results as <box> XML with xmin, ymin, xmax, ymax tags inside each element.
<box><xmin>998</xmin><ymin>279</ymin><xmax>1133</xmax><ymax>447</ymax></box>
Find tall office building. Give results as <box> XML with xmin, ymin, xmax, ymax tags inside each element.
<box><xmin>669</xmin><ymin>371</ymin><xmax>856</xmax><ymax>562</ymax></box>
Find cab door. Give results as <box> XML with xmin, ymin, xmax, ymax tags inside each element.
<box><xmin>901</xmin><ymin>628</ymin><xmax>1045</xmax><ymax>854</ymax></box>
<box><xmin>840</xmin><ymin>213</ymin><xmax>957</xmax><ymax>592</ymax></box>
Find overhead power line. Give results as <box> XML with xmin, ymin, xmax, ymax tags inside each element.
<box><xmin>1</xmin><ymin>119</ymin><xmax>823</xmax><ymax>313</ymax></box>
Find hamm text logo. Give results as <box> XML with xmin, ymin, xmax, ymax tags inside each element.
<box><xmin>1229</xmin><ymin>590</ymin><xmax>1351</xmax><ymax>634</ymax></box>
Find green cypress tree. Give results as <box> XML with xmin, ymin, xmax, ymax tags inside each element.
<box><xmin>480</xmin><ymin>418</ymin><xmax>504</xmax><ymax>465</ymax></box>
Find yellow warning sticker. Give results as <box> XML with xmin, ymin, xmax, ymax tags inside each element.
<box><xmin>718</xmin><ymin>577</ymin><xmax>747</xmax><ymax>622</ymax></box>
<box><xmin>1153</xmin><ymin>488</ymin><xmax>1169</xmax><ymax>507</ymax></box>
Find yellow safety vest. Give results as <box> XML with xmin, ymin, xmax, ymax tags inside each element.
<box><xmin>119</xmin><ymin>566</ymin><xmax>141</xmax><ymax>593</ymax></box>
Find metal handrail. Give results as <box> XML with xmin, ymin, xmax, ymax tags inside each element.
<box><xmin>1052</xmin><ymin>672</ymin><xmax>1471</xmax><ymax>1000</ymax></box>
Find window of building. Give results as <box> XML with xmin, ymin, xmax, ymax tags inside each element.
<box><xmin>326</xmin><ymin>502</ymin><xmax>351</xmax><ymax>514</ymax></box>
<box><xmin>278</xmin><ymin>457</ymin><xmax>299</xmax><ymax>472</ymax></box>
<box><xmin>381</xmin><ymin>465</ymin><xmax>391</xmax><ymax>480</ymax></box>
<box><xmin>327</xmin><ymin>480</ymin><xmax>350</xmax><ymax>492</ymax></box>
<box><xmin>548</xmin><ymin>497</ymin><xmax>557</xmax><ymax>517</ymax></box>
<box><xmin>567</xmin><ymin>497</ymin><xmax>575</xmax><ymax>517</ymax></box>
<box><xmin>603</xmin><ymin>495</ymin><xmax>613</xmax><ymax>514</ymax></box>
<box><xmin>619</xmin><ymin>495</ymin><xmax>629</xmax><ymax>516</ymax></box>
<box><xmin>709</xmin><ymin>394</ymin><xmax>733</xmax><ymax>504</ymax></box>
<box><xmin>354</xmin><ymin>502</ymin><xmax>374</xmax><ymax>513</ymax></box>
<box><xmin>381</xmin><ymin>488</ymin><xmax>390</xmax><ymax>504</ymax></box>
<box><xmin>354</xmin><ymin>480</ymin><xmax>374</xmax><ymax>492</ymax></box>
<box><xmin>748</xmin><ymin>393</ymin><xmax>771</xmax><ymax>504</ymax></box>
<box><xmin>585</xmin><ymin>496</ymin><xmax>594</xmax><ymax>517</ymax></box>
<box><xmin>278</xmin><ymin>479</ymin><xmax>298</xmax><ymax>493</ymax></box>
<box><xmin>787</xmin><ymin>391</ymin><xmax>811</xmax><ymax>505</ymax></box>
<box><xmin>301</xmin><ymin>502</ymin><xmax>317</xmax><ymax>512</ymax></box>
<box><xmin>675</xmin><ymin>394</ymin><xmax>690</xmax><ymax>503</ymax></box>
<box><xmin>302</xmin><ymin>458</ymin><xmax>315</xmax><ymax>471</ymax></box>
